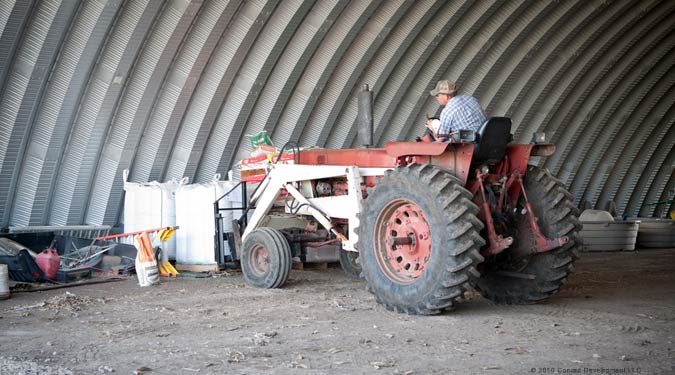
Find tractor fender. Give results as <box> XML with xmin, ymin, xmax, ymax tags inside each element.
<box><xmin>505</xmin><ymin>143</ymin><xmax>556</xmax><ymax>174</ymax></box>
<box><xmin>385</xmin><ymin>141</ymin><xmax>451</xmax><ymax>159</ymax></box>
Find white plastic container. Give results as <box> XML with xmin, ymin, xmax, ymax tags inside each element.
<box><xmin>175</xmin><ymin>176</ymin><xmax>242</xmax><ymax>266</ymax></box>
<box><xmin>123</xmin><ymin>170</ymin><xmax>183</xmax><ymax>260</ymax></box>
<box><xmin>635</xmin><ymin>218</ymin><xmax>675</xmax><ymax>248</ymax></box>
<box><xmin>579</xmin><ymin>210</ymin><xmax>640</xmax><ymax>251</ymax></box>
<box><xmin>0</xmin><ymin>264</ymin><xmax>9</xmax><ymax>300</ymax></box>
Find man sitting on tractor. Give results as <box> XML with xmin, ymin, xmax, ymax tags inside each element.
<box><xmin>425</xmin><ymin>79</ymin><xmax>486</xmax><ymax>140</ymax></box>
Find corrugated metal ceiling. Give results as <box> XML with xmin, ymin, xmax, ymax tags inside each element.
<box><xmin>0</xmin><ymin>0</ymin><xmax>673</xmax><ymax>227</ymax></box>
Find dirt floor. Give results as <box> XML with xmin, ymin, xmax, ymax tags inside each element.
<box><xmin>1</xmin><ymin>249</ymin><xmax>674</xmax><ymax>375</ymax></box>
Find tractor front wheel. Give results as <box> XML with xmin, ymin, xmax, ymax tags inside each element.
<box><xmin>241</xmin><ymin>227</ymin><xmax>292</xmax><ymax>288</ymax></box>
<box><xmin>339</xmin><ymin>249</ymin><xmax>363</xmax><ymax>279</ymax></box>
<box><xmin>357</xmin><ymin>164</ymin><xmax>485</xmax><ymax>315</ymax></box>
<box><xmin>475</xmin><ymin>166</ymin><xmax>581</xmax><ymax>304</ymax></box>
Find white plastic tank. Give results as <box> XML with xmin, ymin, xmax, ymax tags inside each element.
<box><xmin>175</xmin><ymin>175</ymin><xmax>243</xmax><ymax>265</ymax></box>
<box><xmin>0</xmin><ymin>264</ymin><xmax>9</xmax><ymax>300</ymax></box>
<box><xmin>635</xmin><ymin>218</ymin><xmax>675</xmax><ymax>248</ymax></box>
<box><xmin>123</xmin><ymin>170</ymin><xmax>183</xmax><ymax>260</ymax></box>
<box><xmin>578</xmin><ymin>209</ymin><xmax>640</xmax><ymax>251</ymax></box>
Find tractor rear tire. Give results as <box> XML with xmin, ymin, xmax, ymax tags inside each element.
<box><xmin>339</xmin><ymin>249</ymin><xmax>363</xmax><ymax>279</ymax></box>
<box><xmin>241</xmin><ymin>227</ymin><xmax>292</xmax><ymax>289</ymax></box>
<box><xmin>475</xmin><ymin>166</ymin><xmax>581</xmax><ymax>304</ymax></box>
<box><xmin>357</xmin><ymin>164</ymin><xmax>485</xmax><ymax>315</ymax></box>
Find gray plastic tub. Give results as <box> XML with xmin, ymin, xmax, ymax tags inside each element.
<box><xmin>579</xmin><ymin>210</ymin><xmax>640</xmax><ymax>251</ymax></box>
<box><xmin>635</xmin><ymin>218</ymin><xmax>675</xmax><ymax>248</ymax></box>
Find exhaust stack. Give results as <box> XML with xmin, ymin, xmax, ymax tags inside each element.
<box><xmin>357</xmin><ymin>84</ymin><xmax>373</xmax><ymax>147</ymax></box>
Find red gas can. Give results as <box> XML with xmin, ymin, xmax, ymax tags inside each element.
<box><xmin>35</xmin><ymin>248</ymin><xmax>60</xmax><ymax>280</ymax></box>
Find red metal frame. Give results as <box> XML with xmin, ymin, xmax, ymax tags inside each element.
<box><xmin>471</xmin><ymin>166</ymin><xmax>569</xmax><ymax>258</ymax></box>
<box><xmin>93</xmin><ymin>226</ymin><xmax>178</xmax><ymax>241</ymax></box>
<box><xmin>239</xmin><ymin>141</ymin><xmax>566</xmax><ymax>260</ymax></box>
<box><xmin>507</xmin><ymin>172</ymin><xmax>569</xmax><ymax>258</ymax></box>
<box><xmin>298</xmin><ymin>148</ymin><xmax>396</xmax><ymax>167</ymax></box>
<box><xmin>240</xmin><ymin>142</ymin><xmax>476</xmax><ymax>184</ymax></box>
<box><xmin>476</xmin><ymin>169</ymin><xmax>513</xmax><ymax>256</ymax></box>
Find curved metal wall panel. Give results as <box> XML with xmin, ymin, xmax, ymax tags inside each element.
<box><xmin>379</xmin><ymin>0</ymin><xmax>480</xmax><ymax>144</ymax></box>
<box><xmin>314</xmin><ymin>0</ymin><xmax>411</xmax><ymax>149</ymax></box>
<box><xmin>631</xmin><ymin>114</ymin><xmax>675</xmax><ymax>217</ymax></box>
<box><xmin>0</xmin><ymin>1</ymin><xmax>17</xmax><ymax>37</ymax></box>
<box><xmin>198</xmin><ymin>0</ymin><xmax>311</xmax><ymax>181</ymax></box>
<box><xmin>134</xmin><ymin>0</ymin><xmax>233</xmax><ymax>183</ymax></box>
<box><xmin>0</xmin><ymin>0</ymin><xmax>70</xmax><ymax>226</ymax></box>
<box><xmin>289</xmin><ymin>0</ymin><xmax>381</xmax><ymax>147</ymax></box>
<box><xmin>346</xmin><ymin>0</ymin><xmax>440</xmax><ymax>148</ymax></box>
<box><xmin>0</xmin><ymin>0</ymin><xmax>673</xmax><ymax>227</ymax></box>
<box><xmin>547</xmin><ymin>1</ymin><xmax>668</xmax><ymax>194</ymax></box>
<box><xmin>165</xmin><ymin>0</ymin><xmax>275</xmax><ymax>182</ymax></box>
<box><xmin>0</xmin><ymin>0</ymin><xmax>30</xmax><ymax>89</ymax></box>
<box><xmin>257</xmin><ymin>1</ymin><xmax>348</xmax><ymax>150</ymax></box>
<box><xmin>50</xmin><ymin>0</ymin><xmax>161</xmax><ymax>225</ymax></box>
<box><xmin>13</xmin><ymin>0</ymin><xmax>110</xmax><ymax>226</ymax></box>
<box><xmin>86</xmin><ymin>0</ymin><xmax>194</xmax><ymax>225</ymax></box>
<box><xmin>162</xmin><ymin>0</ymin><xmax>243</xmax><ymax>182</ymax></box>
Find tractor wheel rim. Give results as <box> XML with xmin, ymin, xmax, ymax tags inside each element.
<box><xmin>249</xmin><ymin>244</ymin><xmax>269</xmax><ymax>277</ymax></box>
<box><xmin>374</xmin><ymin>199</ymin><xmax>432</xmax><ymax>284</ymax></box>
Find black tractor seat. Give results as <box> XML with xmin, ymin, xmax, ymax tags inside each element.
<box><xmin>472</xmin><ymin>117</ymin><xmax>513</xmax><ymax>166</ymax></box>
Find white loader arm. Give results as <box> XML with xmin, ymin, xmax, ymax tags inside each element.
<box><xmin>242</xmin><ymin>164</ymin><xmax>365</xmax><ymax>251</ymax></box>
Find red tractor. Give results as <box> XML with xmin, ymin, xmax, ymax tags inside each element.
<box><xmin>222</xmin><ymin>90</ymin><xmax>580</xmax><ymax>315</ymax></box>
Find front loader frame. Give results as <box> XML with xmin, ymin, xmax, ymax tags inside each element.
<box><xmin>214</xmin><ymin>140</ymin><xmax>566</xmax><ymax>268</ymax></box>
<box><xmin>244</xmin><ymin>164</ymin><xmax>390</xmax><ymax>252</ymax></box>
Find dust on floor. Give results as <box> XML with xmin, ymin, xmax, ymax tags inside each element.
<box><xmin>1</xmin><ymin>249</ymin><xmax>674</xmax><ymax>375</ymax></box>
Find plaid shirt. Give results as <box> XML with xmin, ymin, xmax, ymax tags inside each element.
<box><xmin>437</xmin><ymin>95</ymin><xmax>486</xmax><ymax>135</ymax></box>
